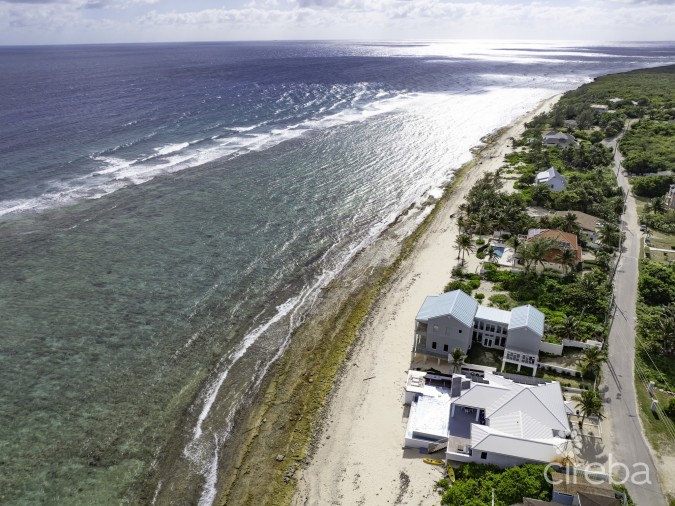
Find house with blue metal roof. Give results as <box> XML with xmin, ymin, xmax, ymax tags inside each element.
<box><xmin>413</xmin><ymin>290</ymin><xmax>545</xmax><ymax>375</ymax></box>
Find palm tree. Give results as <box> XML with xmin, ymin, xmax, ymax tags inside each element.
<box><xmin>507</xmin><ymin>234</ymin><xmax>522</xmax><ymax>267</ymax></box>
<box><xmin>456</xmin><ymin>214</ymin><xmax>468</xmax><ymax>234</ymax></box>
<box><xmin>573</xmin><ymin>389</ymin><xmax>605</xmax><ymax>428</ymax></box>
<box><xmin>656</xmin><ymin>314</ymin><xmax>675</xmax><ymax>355</ymax></box>
<box><xmin>450</xmin><ymin>348</ymin><xmax>465</xmax><ymax>373</ymax></box>
<box><xmin>594</xmin><ymin>250</ymin><xmax>611</xmax><ymax>274</ymax></box>
<box><xmin>531</xmin><ymin>184</ymin><xmax>551</xmax><ymax>206</ymax></box>
<box><xmin>561</xmin><ymin>212</ymin><xmax>579</xmax><ymax>234</ymax></box>
<box><xmin>578</xmin><ymin>346</ymin><xmax>608</xmax><ymax>381</ymax></box>
<box><xmin>556</xmin><ymin>247</ymin><xmax>577</xmax><ymax>275</ymax></box>
<box><xmin>557</xmin><ymin>315</ymin><xmax>581</xmax><ymax>342</ymax></box>
<box><xmin>598</xmin><ymin>221</ymin><xmax>621</xmax><ymax>250</ymax></box>
<box><xmin>648</xmin><ymin>196</ymin><xmax>666</xmax><ymax>214</ymax></box>
<box><xmin>529</xmin><ymin>238</ymin><xmax>557</xmax><ymax>272</ymax></box>
<box><xmin>487</xmin><ymin>246</ymin><xmax>499</xmax><ymax>264</ymax></box>
<box><xmin>455</xmin><ymin>233</ymin><xmax>474</xmax><ymax>266</ymax></box>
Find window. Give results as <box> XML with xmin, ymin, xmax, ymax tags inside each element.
<box><xmin>479</xmin><ymin>321</ymin><xmax>484</xmax><ymax>330</ymax></box>
<box><xmin>443</xmin><ymin>344</ymin><xmax>449</xmax><ymax>352</ymax></box>
<box><xmin>458</xmin><ymin>329</ymin><xmax>462</xmax><ymax>333</ymax></box>
<box><xmin>496</xmin><ymin>326</ymin><xmax>501</xmax><ymax>334</ymax></box>
<box><xmin>489</xmin><ymin>324</ymin><xmax>495</xmax><ymax>332</ymax></box>
<box><xmin>480</xmin><ymin>452</ymin><xmax>488</xmax><ymax>460</ymax></box>
<box><xmin>432</xmin><ymin>341</ymin><xmax>437</xmax><ymax>350</ymax></box>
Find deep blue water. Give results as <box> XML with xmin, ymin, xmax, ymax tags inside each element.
<box><xmin>1</xmin><ymin>41</ymin><xmax>674</xmax><ymax>505</ymax></box>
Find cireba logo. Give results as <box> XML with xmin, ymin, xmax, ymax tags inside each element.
<box><xmin>544</xmin><ymin>453</ymin><xmax>652</xmax><ymax>486</ymax></box>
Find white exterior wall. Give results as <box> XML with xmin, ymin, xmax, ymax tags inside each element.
<box><xmin>451</xmin><ymin>451</ymin><xmax>530</xmax><ymax>468</ymax></box>
<box><xmin>540</xmin><ymin>341</ymin><xmax>564</xmax><ymax>355</ymax></box>
<box><xmin>426</xmin><ymin>314</ymin><xmax>472</xmax><ymax>354</ymax></box>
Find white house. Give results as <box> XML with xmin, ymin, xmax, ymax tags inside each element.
<box><xmin>590</xmin><ymin>104</ymin><xmax>609</xmax><ymax>114</ymax></box>
<box><xmin>536</xmin><ymin>167</ymin><xmax>567</xmax><ymax>192</ymax></box>
<box><xmin>404</xmin><ymin>370</ymin><xmax>573</xmax><ymax>467</ymax></box>
<box><xmin>413</xmin><ymin>290</ymin><xmax>545</xmax><ymax>375</ymax></box>
<box><xmin>542</xmin><ymin>131</ymin><xmax>577</xmax><ymax>148</ymax></box>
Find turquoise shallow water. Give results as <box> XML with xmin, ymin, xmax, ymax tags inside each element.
<box><xmin>2</xmin><ymin>41</ymin><xmax>675</xmax><ymax>504</ymax></box>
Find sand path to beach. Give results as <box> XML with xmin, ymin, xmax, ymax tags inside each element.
<box><xmin>292</xmin><ymin>95</ymin><xmax>560</xmax><ymax>506</ymax></box>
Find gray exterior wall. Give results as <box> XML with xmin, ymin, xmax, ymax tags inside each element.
<box><xmin>506</xmin><ymin>326</ymin><xmax>541</xmax><ymax>355</ymax></box>
<box><xmin>467</xmin><ymin>450</ymin><xmax>529</xmax><ymax>468</ymax></box>
<box><xmin>425</xmin><ymin>315</ymin><xmax>472</xmax><ymax>354</ymax></box>
<box><xmin>472</xmin><ymin>317</ymin><xmax>508</xmax><ymax>348</ymax></box>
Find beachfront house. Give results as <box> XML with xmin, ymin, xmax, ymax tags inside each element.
<box><xmin>542</xmin><ymin>131</ymin><xmax>577</xmax><ymax>148</ymax></box>
<box><xmin>413</xmin><ymin>290</ymin><xmax>545</xmax><ymax>375</ymax></box>
<box><xmin>536</xmin><ymin>167</ymin><xmax>567</xmax><ymax>192</ymax></box>
<box><xmin>413</xmin><ymin>290</ymin><xmax>476</xmax><ymax>358</ymax></box>
<box><xmin>404</xmin><ymin>370</ymin><xmax>573</xmax><ymax>468</ymax></box>
<box><xmin>564</xmin><ymin>119</ymin><xmax>578</xmax><ymax>130</ymax></box>
<box><xmin>554</xmin><ymin>210</ymin><xmax>601</xmax><ymax>242</ymax></box>
<box><xmin>526</xmin><ymin>228</ymin><xmax>583</xmax><ymax>273</ymax></box>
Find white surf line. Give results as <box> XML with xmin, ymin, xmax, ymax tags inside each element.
<box><xmin>190</xmin><ymin>294</ymin><xmax>302</xmax><ymax>442</ymax></box>
<box><xmin>197</xmin><ymin>434</ymin><xmax>221</xmax><ymax>506</ymax></box>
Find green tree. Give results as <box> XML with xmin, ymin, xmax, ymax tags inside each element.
<box><xmin>656</xmin><ymin>312</ymin><xmax>675</xmax><ymax>354</ymax></box>
<box><xmin>487</xmin><ymin>246</ymin><xmax>499</xmax><ymax>264</ymax></box>
<box><xmin>598</xmin><ymin>221</ymin><xmax>621</xmax><ymax>249</ymax></box>
<box><xmin>577</xmin><ymin>109</ymin><xmax>596</xmax><ymax>130</ymax></box>
<box><xmin>573</xmin><ymin>389</ymin><xmax>605</xmax><ymax>427</ymax></box>
<box><xmin>578</xmin><ymin>346</ymin><xmax>608</xmax><ymax>381</ymax></box>
<box><xmin>557</xmin><ymin>247</ymin><xmax>577</xmax><ymax>275</ymax></box>
<box><xmin>560</xmin><ymin>212</ymin><xmax>579</xmax><ymax>234</ymax></box>
<box><xmin>557</xmin><ymin>315</ymin><xmax>582</xmax><ymax>342</ymax></box>
<box><xmin>455</xmin><ymin>233</ymin><xmax>474</xmax><ymax>266</ymax></box>
<box><xmin>450</xmin><ymin>348</ymin><xmax>465</xmax><ymax>373</ymax></box>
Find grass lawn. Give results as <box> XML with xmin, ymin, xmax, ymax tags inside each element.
<box><xmin>635</xmin><ymin>375</ymin><xmax>675</xmax><ymax>456</ymax></box>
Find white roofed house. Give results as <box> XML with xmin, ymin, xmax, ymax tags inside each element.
<box><xmin>413</xmin><ymin>290</ymin><xmax>478</xmax><ymax>361</ymax></box>
<box><xmin>503</xmin><ymin>305</ymin><xmax>545</xmax><ymax>375</ymax></box>
<box><xmin>542</xmin><ymin>131</ymin><xmax>577</xmax><ymax>148</ymax></box>
<box><xmin>413</xmin><ymin>290</ymin><xmax>546</xmax><ymax>376</ymax></box>
<box><xmin>535</xmin><ymin>167</ymin><xmax>567</xmax><ymax>192</ymax></box>
<box><xmin>403</xmin><ymin>370</ymin><xmax>573</xmax><ymax>468</ymax></box>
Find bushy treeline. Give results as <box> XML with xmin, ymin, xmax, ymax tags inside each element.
<box><xmin>629</xmin><ymin>175</ymin><xmax>675</xmax><ymax>198</ymax></box>
<box><xmin>620</xmin><ymin>121</ymin><xmax>675</xmax><ymax>175</ymax></box>
<box><xmin>636</xmin><ymin>260</ymin><xmax>675</xmax><ymax>385</ymax></box>
<box><xmin>483</xmin><ymin>263</ymin><xmax>609</xmax><ymax>343</ymax></box>
<box><xmin>438</xmin><ymin>463</ymin><xmax>552</xmax><ymax>506</ymax></box>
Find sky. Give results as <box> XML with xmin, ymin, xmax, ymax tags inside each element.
<box><xmin>0</xmin><ymin>0</ymin><xmax>674</xmax><ymax>45</ymax></box>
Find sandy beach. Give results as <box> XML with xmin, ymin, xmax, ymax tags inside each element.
<box><xmin>292</xmin><ymin>95</ymin><xmax>561</xmax><ymax>506</ymax></box>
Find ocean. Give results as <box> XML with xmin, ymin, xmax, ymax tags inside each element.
<box><xmin>1</xmin><ymin>40</ymin><xmax>674</xmax><ymax>505</ymax></box>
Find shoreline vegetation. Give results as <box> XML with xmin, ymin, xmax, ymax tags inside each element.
<box><xmin>194</xmin><ymin>96</ymin><xmax>562</xmax><ymax>505</ymax></box>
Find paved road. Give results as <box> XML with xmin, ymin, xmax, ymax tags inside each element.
<box><xmin>602</xmin><ymin>130</ymin><xmax>666</xmax><ymax>506</ymax></box>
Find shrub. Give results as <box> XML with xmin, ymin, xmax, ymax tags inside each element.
<box><xmin>468</xmin><ymin>278</ymin><xmax>481</xmax><ymax>289</ymax></box>
<box><xmin>475</xmin><ymin>293</ymin><xmax>485</xmax><ymax>302</ymax></box>
<box><xmin>489</xmin><ymin>293</ymin><xmax>512</xmax><ymax>310</ymax></box>
<box><xmin>664</xmin><ymin>398</ymin><xmax>675</xmax><ymax>420</ymax></box>
<box><xmin>444</xmin><ymin>280</ymin><xmax>472</xmax><ymax>295</ymax></box>
<box><xmin>475</xmin><ymin>238</ymin><xmax>486</xmax><ymax>246</ymax></box>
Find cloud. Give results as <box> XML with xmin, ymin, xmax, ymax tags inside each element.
<box><xmin>1</xmin><ymin>0</ymin><xmax>675</xmax><ymax>43</ymax></box>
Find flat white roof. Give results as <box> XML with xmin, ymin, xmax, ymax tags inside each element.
<box><xmin>475</xmin><ymin>306</ymin><xmax>511</xmax><ymax>325</ymax></box>
<box><xmin>406</xmin><ymin>390</ymin><xmax>452</xmax><ymax>440</ymax></box>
